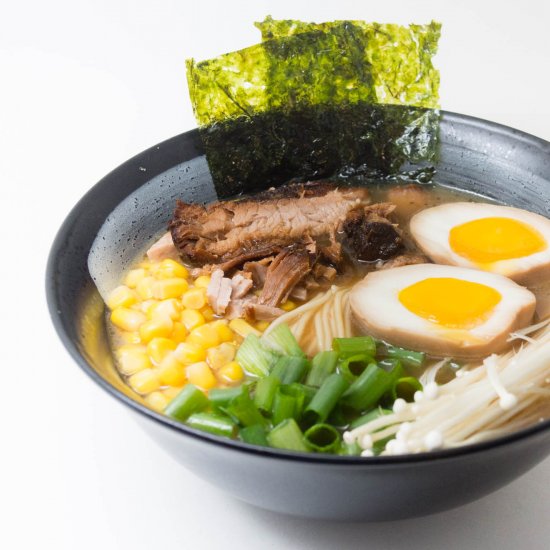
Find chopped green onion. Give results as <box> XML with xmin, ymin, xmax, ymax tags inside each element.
<box><xmin>378</xmin><ymin>357</ymin><xmax>402</xmax><ymax>372</ymax></box>
<box><xmin>165</xmin><ymin>384</ymin><xmax>209</xmax><ymax>421</ymax></box>
<box><xmin>391</xmin><ymin>377</ymin><xmax>423</xmax><ymax>402</ymax></box>
<box><xmin>339</xmin><ymin>354</ymin><xmax>373</xmax><ymax>382</ymax></box>
<box><xmin>306</xmin><ymin>350</ymin><xmax>338</xmax><ymax>387</ymax></box>
<box><xmin>235</xmin><ymin>334</ymin><xmax>277</xmax><ymax>377</ymax></box>
<box><xmin>186</xmin><ymin>412</ymin><xmax>236</xmax><ymax>437</ymax></box>
<box><xmin>272</xmin><ymin>384</ymin><xmax>306</xmax><ymax>425</ymax></box>
<box><xmin>304</xmin><ymin>373</ymin><xmax>349</xmax><ymax>425</ymax></box>
<box><xmin>262</xmin><ymin>323</ymin><xmax>305</xmax><ymax>357</ymax></box>
<box><xmin>239</xmin><ymin>424</ymin><xmax>269</xmax><ymax>446</ymax></box>
<box><xmin>384</xmin><ymin>345</ymin><xmax>425</xmax><ymax>369</ymax></box>
<box><xmin>333</xmin><ymin>336</ymin><xmax>376</xmax><ymax>358</ymax></box>
<box><xmin>271</xmin><ymin>355</ymin><xmax>309</xmax><ymax>384</ymax></box>
<box><xmin>350</xmin><ymin>407</ymin><xmax>393</xmax><ymax>430</ymax></box>
<box><xmin>342</xmin><ymin>363</ymin><xmax>393</xmax><ymax>411</ymax></box>
<box><xmin>304</xmin><ymin>424</ymin><xmax>341</xmax><ymax>453</ymax></box>
<box><xmin>339</xmin><ymin>440</ymin><xmax>362</xmax><ymax>456</ymax></box>
<box><xmin>208</xmin><ymin>385</ymin><xmax>249</xmax><ymax>410</ymax></box>
<box><xmin>225</xmin><ymin>392</ymin><xmax>267</xmax><ymax>427</ymax></box>
<box><xmin>254</xmin><ymin>374</ymin><xmax>281</xmax><ymax>413</ymax></box>
<box><xmin>267</xmin><ymin>419</ymin><xmax>308</xmax><ymax>452</ymax></box>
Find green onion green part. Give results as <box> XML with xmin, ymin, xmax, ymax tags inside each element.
<box><xmin>333</xmin><ymin>336</ymin><xmax>376</xmax><ymax>358</ymax></box>
<box><xmin>225</xmin><ymin>392</ymin><xmax>267</xmax><ymax>427</ymax></box>
<box><xmin>186</xmin><ymin>412</ymin><xmax>236</xmax><ymax>437</ymax></box>
<box><xmin>208</xmin><ymin>385</ymin><xmax>249</xmax><ymax>410</ymax></box>
<box><xmin>342</xmin><ymin>363</ymin><xmax>394</xmax><ymax>411</ymax></box>
<box><xmin>272</xmin><ymin>384</ymin><xmax>306</xmax><ymax>426</ymax></box>
<box><xmin>391</xmin><ymin>377</ymin><xmax>423</xmax><ymax>402</ymax></box>
<box><xmin>339</xmin><ymin>354</ymin><xmax>373</xmax><ymax>382</ymax></box>
<box><xmin>304</xmin><ymin>373</ymin><xmax>349</xmax><ymax>425</ymax></box>
<box><xmin>253</xmin><ymin>374</ymin><xmax>281</xmax><ymax>413</ymax></box>
<box><xmin>235</xmin><ymin>334</ymin><xmax>277</xmax><ymax>377</ymax></box>
<box><xmin>262</xmin><ymin>324</ymin><xmax>305</xmax><ymax>357</ymax></box>
<box><xmin>239</xmin><ymin>424</ymin><xmax>269</xmax><ymax>446</ymax></box>
<box><xmin>271</xmin><ymin>355</ymin><xmax>309</xmax><ymax>384</ymax></box>
<box><xmin>306</xmin><ymin>350</ymin><xmax>338</xmax><ymax>387</ymax></box>
<box><xmin>385</xmin><ymin>345</ymin><xmax>425</xmax><ymax>369</ymax></box>
<box><xmin>267</xmin><ymin>419</ymin><xmax>308</xmax><ymax>452</ymax></box>
<box><xmin>304</xmin><ymin>424</ymin><xmax>341</xmax><ymax>453</ymax></box>
<box><xmin>164</xmin><ymin>384</ymin><xmax>209</xmax><ymax>421</ymax></box>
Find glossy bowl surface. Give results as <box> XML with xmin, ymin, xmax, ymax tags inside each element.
<box><xmin>46</xmin><ymin>112</ymin><xmax>550</xmax><ymax>520</ymax></box>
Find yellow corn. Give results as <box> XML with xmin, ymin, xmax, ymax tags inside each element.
<box><xmin>193</xmin><ymin>275</ymin><xmax>211</xmax><ymax>289</ymax></box>
<box><xmin>217</xmin><ymin>361</ymin><xmax>245</xmax><ymax>384</ymax></box>
<box><xmin>146</xmin><ymin>337</ymin><xmax>177</xmax><ymax>365</ymax></box>
<box><xmin>120</xmin><ymin>331</ymin><xmax>142</xmax><ymax>344</ymax></box>
<box><xmin>163</xmin><ymin>386</ymin><xmax>184</xmax><ymax>400</ymax></box>
<box><xmin>181</xmin><ymin>309</ymin><xmax>205</xmax><ymax>331</ymax></box>
<box><xmin>152</xmin><ymin>298</ymin><xmax>181</xmax><ymax>321</ymax></box>
<box><xmin>152</xmin><ymin>278</ymin><xmax>188</xmax><ymax>300</ymax></box>
<box><xmin>211</xmin><ymin>320</ymin><xmax>235</xmax><ymax>343</ymax></box>
<box><xmin>136</xmin><ymin>276</ymin><xmax>157</xmax><ymax>300</ymax></box>
<box><xmin>201</xmin><ymin>306</ymin><xmax>215</xmax><ymax>322</ymax></box>
<box><xmin>111</xmin><ymin>308</ymin><xmax>147</xmax><ymax>332</ymax></box>
<box><xmin>124</xmin><ymin>268</ymin><xmax>147</xmax><ymax>289</ymax></box>
<box><xmin>158</xmin><ymin>354</ymin><xmax>187</xmax><ymax>386</ymax></box>
<box><xmin>187</xmin><ymin>324</ymin><xmax>220</xmax><ymax>349</ymax></box>
<box><xmin>107</xmin><ymin>285</ymin><xmax>137</xmax><ymax>310</ymax></box>
<box><xmin>128</xmin><ymin>368</ymin><xmax>160</xmax><ymax>394</ymax></box>
<box><xmin>139</xmin><ymin>317</ymin><xmax>174</xmax><ymax>343</ymax></box>
<box><xmin>187</xmin><ymin>361</ymin><xmax>217</xmax><ymax>390</ymax></box>
<box><xmin>280</xmin><ymin>300</ymin><xmax>297</xmax><ymax>312</ymax></box>
<box><xmin>173</xmin><ymin>342</ymin><xmax>206</xmax><ymax>365</ymax></box>
<box><xmin>255</xmin><ymin>321</ymin><xmax>271</xmax><ymax>332</ymax></box>
<box><xmin>117</xmin><ymin>346</ymin><xmax>151</xmax><ymax>375</ymax></box>
<box><xmin>229</xmin><ymin>318</ymin><xmax>261</xmax><ymax>338</ymax></box>
<box><xmin>145</xmin><ymin>391</ymin><xmax>169</xmax><ymax>412</ymax></box>
<box><xmin>171</xmin><ymin>322</ymin><xmax>188</xmax><ymax>343</ymax></box>
<box><xmin>156</xmin><ymin>258</ymin><xmax>189</xmax><ymax>279</ymax></box>
<box><xmin>140</xmin><ymin>299</ymin><xmax>160</xmax><ymax>317</ymax></box>
<box><xmin>181</xmin><ymin>288</ymin><xmax>206</xmax><ymax>310</ymax></box>
<box><xmin>207</xmin><ymin>342</ymin><xmax>237</xmax><ymax>370</ymax></box>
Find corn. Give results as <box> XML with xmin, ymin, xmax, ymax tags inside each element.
<box><xmin>117</xmin><ymin>346</ymin><xmax>151</xmax><ymax>375</ymax></box>
<box><xmin>255</xmin><ymin>321</ymin><xmax>271</xmax><ymax>332</ymax></box>
<box><xmin>111</xmin><ymin>308</ymin><xmax>147</xmax><ymax>332</ymax></box>
<box><xmin>171</xmin><ymin>322</ymin><xmax>188</xmax><ymax>343</ymax></box>
<box><xmin>158</xmin><ymin>354</ymin><xmax>187</xmax><ymax>386</ymax></box>
<box><xmin>145</xmin><ymin>391</ymin><xmax>168</xmax><ymax>412</ymax></box>
<box><xmin>124</xmin><ymin>268</ymin><xmax>147</xmax><ymax>289</ymax></box>
<box><xmin>152</xmin><ymin>298</ymin><xmax>181</xmax><ymax>321</ymax></box>
<box><xmin>146</xmin><ymin>337</ymin><xmax>177</xmax><ymax>365</ymax></box>
<box><xmin>201</xmin><ymin>306</ymin><xmax>215</xmax><ymax>322</ymax></box>
<box><xmin>128</xmin><ymin>368</ymin><xmax>160</xmax><ymax>394</ymax></box>
<box><xmin>120</xmin><ymin>331</ymin><xmax>142</xmax><ymax>344</ymax></box>
<box><xmin>181</xmin><ymin>288</ymin><xmax>206</xmax><ymax>310</ymax></box>
<box><xmin>156</xmin><ymin>258</ymin><xmax>189</xmax><ymax>279</ymax></box>
<box><xmin>206</xmin><ymin>342</ymin><xmax>237</xmax><ymax>370</ymax></box>
<box><xmin>163</xmin><ymin>386</ymin><xmax>184</xmax><ymax>400</ymax></box>
<box><xmin>194</xmin><ymin>275</ymin><xmax>211</xmax><ymax>289</ymax></box>
<box><xmin>229</xmin><ymin>318</ymin><xmax>261</xmax><ymax>338</ymax></box>
<box><xmin>210</xmin><ymin>320</ymin><xmax>235</xmax><ymax>343</ymax></box>
<box><xmin>173</xmin><ymin>342</ymin><xmax>206</xmax><ymax>365</ymax></box>
<box><xmin>136</xmin><ymin>276</ymin><xmax>157</xmax><ymax>300</ymax></box>
<box><xmin>107</xmin><ymin>285</ymin><xmax>137</xmax><ymax>310</ymax></box>
<box><xmin>141</xmin><ymin>299</ymin><xmax>160</xmax><ymax>317</ymax></box>
<box><xmin>181</xmin><ymin>309</ymin><xmax>205</xmax><ymax>331</ymax></box>
<box><xmin>152</xmin><ymin>278</ymin><xmax>188</xmax><ymax>300</ymax></box>
<box><xmin>187</xmin><ymin>324</ymin><xmax>220</xmax><ymax>349</ymax></box>
<box><xmin>280</xmin><ymin>300</ymin><xmax>297</xmax><ymax>312</ymax></box>
<box><xmin>187</xmin><ymin>361</ymin><xmax>217</xmax><ymax>390</ymax></box>
<box><xmin>217</xmin><ymin>361</ymin><xmax>245</xmax><ymax>384</ymax></box>
<box><xmin>139</xmin><ymin>317</ymin><xmax>173</xmax><ymax>343</ymax></box>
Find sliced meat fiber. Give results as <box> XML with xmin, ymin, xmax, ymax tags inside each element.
<box><xmin>146</xmin><ymin>232</ymin><xmax>179</xmax><ymax>262</ymax></box>
<box><xmin>245</xmin><ymin>303</ymin><xmax>285</xmax><ymax>322</ymax></box>
<box><xmin>206</xmin><ymin>269</ymin><xmax>233</xmax><ymax>315</ymax></box>
<box><xmin>231</xmin><ymin>273</ymin><xmax>253</xmax><ymax>299</ymax></box>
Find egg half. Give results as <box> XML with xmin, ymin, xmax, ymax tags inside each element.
<box><xmin>409</xmin><ymin>202</ymin><xmax>550</xmax><ymax>285</ymax></box>
<box><xmin>350</xmin><ymin>264</ymin><xmax>536</xmax><ymax>358</ymax></box>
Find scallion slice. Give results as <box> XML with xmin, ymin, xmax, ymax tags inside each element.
<box><xmin>254</xmin><ymin>374</ymin><xmax>281</xmax><ymax>413</ymax></box>
<box><xmin>262</xmin><ymin>323</ymin><xmax>305</xmax><ymax>357</ymax></box>
<box><xmin>271</xmin><ymin>355</ymin><xmax>309</xmax><ymax>384</ymax></box>
<box><xmin>272</xmin><ymin>384</ymin><xmax>306</xmax><ymax>425</ymax></box>
<box><xmin>339</xmin><ymin>354</ymin><xmax>373</xmax><ymax>382</ymax></box>
<box><xmin>391</xmin><ymin>377</ymin><xmax>423</xmax><ymax>402</ymax></box>
<box><xmin>267</xmin><ymin>419</ymin><xmax>308</xmax><ymax>452</ymax></box>
<box><xmin>342</xmin><ymin>363</ymin><xmax>393</xmax><ymax>411</ymax></box>
<box><xmin>306</xmin><ymin>350</ymin><xmax>338</xmax><ymax>387</ymax></box>
<box><xmin>239</xmin><ymin>424</ymin><xmax>269</xmax><ymax>446</ymax></box>
<box><xmin>333</xmin><ymin>336</ymin><xmax>376</xmax><ymax>358</ymax></box>
<box><xmin>186</xmin><ymin>412</ymin><xmax>237</xmax><ymax>437</ymax></box>
<box><xmin>304</xmin><ymin>373</ymin><xmax>349</xmax><ymax>426</ymax></box>
<box><xmin>235</xmin><ymin>334</ymin><xmax>277</xmax><ymax>377</ymax></box>
<box><xmin>225</xmin><ymin>392</ymin><xmax>267</xmax><ymax>427</ymax></box>
<box><xmin>303</xmin><ymin>423</ymin><xmax>341</xmax><ymax>453</ymax></box>
<box><xmin>384</xmin><ymin>345</ymin><xmax>425</xmax><ymax>369</ymax></box>
<box><xmin>165</xmin><ymin>384</ymin><xmax>209</xmax><ymax>421</ymax></box>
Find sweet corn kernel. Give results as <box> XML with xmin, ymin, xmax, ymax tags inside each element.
<box><xmin>171</xmin><ymin>322</ymin><xmax>188</xmax><ymax>343</ymax></box>
<box><xmin>255</xmin><ymin>321</ymin><xmax>271</xmax><ymax>332</ymax></box>
<box><xmin>111</xmin><ymin>308</ymin><xmax>147</xmax><ymax>332</ymax></box>
<box><xmin>187</xmin><ymin>362</ymin><xmax>217</xmax><ymax>390</ymax></box>
<box><xmin>120</xmin><ymin>331</ymin><xmax>142</xmax><ymax>344</ymax></box>
<box><xmin>139</xmin><ymin>317</ymin><xmax>174</xmax><ymax>343</ymax></box>
<box><xmin>124</xmin><ymin>268</ymin><xmax>147</xmax><ymax>289</ymax></box>
<box><xmin>187</xmin><ymin>324</ymin><xmax>220</xmax><ymax>349</ymax></box>
<box><xmin>217</xmin><ymin>361</ymin><xmax>245</xmax><ymax>384</ymax></box>
<box><xmin>156</xmin><ymin>258</ymin><xmax>189</xmax><ymax>279</ymax></box>
<box><xmin>173</xmin><ymin>342</ymin><xmax>206</xmax><ymax>364</ymax></box>
<box><xmin>147</xmin><ymin>337</ymin><xmax>177</xmax><ymax>365</ymax></box>
<box><xmin>107</xmin><ymin>285</ymin><xmax>137</xmax><ymax>310</ymax></box>
<box><xmin>229</xmin><ymin>318</ymin><xmax>261</xmax><ymax>338</ymax></box>
<box><xmin>193</xmin><ymin>275</ymin><xmax>211</xmax><ymax>289</ymax></box>
<box><xmin>153</xmin><ymin>278</ymin><xmax>188</xmax><ymax>300</ymax></box>
<box><xmin>141</xmin><ymin>299</ymin><xmax>160</xmax><ymax>317</ymax></box>
<box><xmin>163</xmin><ymin>386</ymin><xmax>184</xmax><ymax>400</ymax></box>
<box><xmin>206</xmin><ymin>342</ymin><xmax>237</xmax><ymax>370</ymax></box>
<box><xmin>117</xmin><ymin>346</ymin><xmax>152</xmax><ymax>375</ymax></box>
<box><xmin>136</xmin><ymin>276</ymin><xmax>157</xmax><ymax>300</ymax></box>
<box><xmin>280</xmin><ymin>300</ymin><xmax>297</xmax><ymax>312</ymax></box>
<box><xmin>128</xmin><ymin>368</ymin><xmax>160</xmax><ymax>394</ymax></box>
<box><xmin>181</xmin><ymin>309</ymin><xmax>205</xmax><ymax>331</ymax></box>
<box><xmin>181</xmin><ymin>288</ymin><xmax>206</xmax><ymax>310</ymax></box>
<box><xmin>152</xmin><ymin>298</ymin><xmax>181</xmax><ymax>321</ymax></box>
<box><xmin>145</xmin><ymin>391</ymin><xmax>169</xmax><ymax>412</ymax></box>
<box><xmin>211</xmin><ymin>320</ymin><xmax>235</xmax><ymax>343</ymax></box>
<box><xmin>201</xmin><ymin>306</ymin><xmax>215</xmax><ymax>322</ymax></box>
<box><xmin>158</xmin><ymin>354</ymin><xmax>187</xmax><ymax>386</ymax></box>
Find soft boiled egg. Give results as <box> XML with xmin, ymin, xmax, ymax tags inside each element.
<box><xmin>350</xmin><ymin>264</ymin><xmax>536</xmax><ymax>359</ymax></box>
<box><xmin>409</xmin><ymin>202</ymin><xmax>550</xmax><ymax>285</ymax></box>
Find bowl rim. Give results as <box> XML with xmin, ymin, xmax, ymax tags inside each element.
<box><xmin>46</xmin><ymin>110</ymin><xmax>550</xmax><ymax>465</ymax></box>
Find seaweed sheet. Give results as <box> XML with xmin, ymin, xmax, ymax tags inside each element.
<box><xmin>186</xmin><ymin>18</ymin><xmax>441</xmax><ymax>197</ymax></box>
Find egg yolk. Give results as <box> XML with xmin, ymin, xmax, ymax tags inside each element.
<box><xmin>398</xmin><ymin>277</ymin><xmax>501</xmax><ymax>329</ymax></box>
<box><xmin>449</xmin><ymin>217</ymin><xmax>546</xmax><ymax>263</ymax></box>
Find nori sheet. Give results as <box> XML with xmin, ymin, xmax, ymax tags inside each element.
<box><xmin>186</xmin><ymin>18</ymin><xmax>441</xmax><ymax>197</ymax></box>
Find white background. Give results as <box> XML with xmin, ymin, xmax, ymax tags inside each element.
<box><xmin>2</xmin><ymin>1</ymin><xmax>550</xmax><ymax>548</ymax></box>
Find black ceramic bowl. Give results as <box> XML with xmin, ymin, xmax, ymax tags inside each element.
<box><xmin>47</xmin><ymin>112</ymin><xmax>550</xmax><ymax>521</ymax></box>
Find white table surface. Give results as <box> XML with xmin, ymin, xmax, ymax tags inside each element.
<box><xmin>2</xmin><ymin>1</ymin><xmax>550</xmax><ymax>548</ymax></box>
